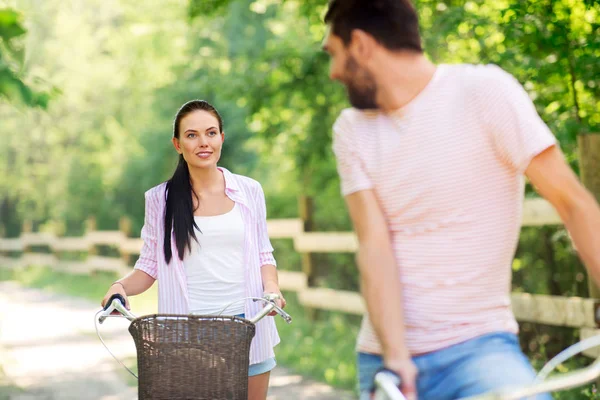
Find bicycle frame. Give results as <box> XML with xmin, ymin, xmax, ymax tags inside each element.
<box><xmin>372</xmin><ymin>353</ymin><xmax>600</xmax><ymax>400</ymax></box>
<box><xmin>461</xmin><ymin>356</ymin><xmax>600</xmax><ymax>400</ymax></box>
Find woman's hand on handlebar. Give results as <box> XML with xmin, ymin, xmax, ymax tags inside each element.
<box><xmin>101</xmin><ymin>282</ymin><xmax>130</xmax><ymax>312</ymax></box>
<box><xmin>263</xmin><ymin>283</ymin><xmax>286</xmax><ymax>316</ymax></box>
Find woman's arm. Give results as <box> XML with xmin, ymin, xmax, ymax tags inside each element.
<box><xmin>255</xmin><ymin>183</ymin><xmax>286</xmax><ymax>310</ymax></box>
<box><xmin>101</xmin><ymin>269</ymin><xmax>155</xmax><ymax>309</ymax></box>
<box><xmin>101</xmin><ymin>188</ymin><xmax>160</xmax><ymax>309</ymax></box>
<box><xmin>261</xmin><ymin>264</ymin><xmax>286</xmax><ymax>311</ymax></box>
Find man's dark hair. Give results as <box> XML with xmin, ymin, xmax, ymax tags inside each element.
<box><xmin>324</xmin><ymin>0</ymin><xmax>423</xmax><ymax>53</ymax></box>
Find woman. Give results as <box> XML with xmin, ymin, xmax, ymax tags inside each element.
<box><xmin>101</xmin><ymin>100</ymin><xmax>285</xmax><ymax>400</ymax></box>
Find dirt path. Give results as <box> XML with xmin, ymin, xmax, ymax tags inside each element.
<box><xmin>0</xmin><ymin>282</ymin><xmax>354</xmax><ymax>400</ymax></box>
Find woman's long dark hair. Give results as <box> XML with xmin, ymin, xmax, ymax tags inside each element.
<box><xmin>164</xmin><ymin>100</ymin><xmax>224</xmax><ymax>263</ymax></box>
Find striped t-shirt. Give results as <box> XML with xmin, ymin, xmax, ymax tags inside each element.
<box><xmin>332</xmin><ymin>63</ymin><xmax>557</xmax><ymax>356</ymax></box>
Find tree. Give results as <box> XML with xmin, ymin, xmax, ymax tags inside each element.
<box><xmin>0</xmin><ymin>8</ymin><xmax>48</xmax><ymax>106</ymax></box>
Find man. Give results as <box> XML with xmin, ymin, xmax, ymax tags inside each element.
<box><xmin>321</xmin><ymin>1</ymin><xmax>600</xmax><ymax>399</ymax></box>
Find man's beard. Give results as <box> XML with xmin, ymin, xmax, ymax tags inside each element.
<box><xmin>344</xmin><ymin>55</ymin><xmax>378</xmax><ymax>110</ymax></box>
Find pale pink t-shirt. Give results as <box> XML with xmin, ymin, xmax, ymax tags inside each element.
<box><xmin>332</xmin><ymin>64</ymin><xmax>557</xmax><ymax>356</ymax></box>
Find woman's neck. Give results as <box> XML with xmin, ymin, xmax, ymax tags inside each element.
<box><xmin>188</xmin><ymin>166</ymin><xmax>223</xmax><ymax>195</ymax></box>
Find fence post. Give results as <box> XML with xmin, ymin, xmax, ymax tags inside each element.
<box><xmin>578</xmin><ymin>133</ymin><xmax>600</xmax><ymax>301</ymax></box>
<box><xmin>85</xmin><ymin>216</ymin><xmax>97</xmax><ymax>277</ymax></box>
<box><xmin>85</xmin><ymin>216</ymin><xmax>97</xmax><ymax>252</ymax></box>
<box><xmin>22</xmin><ymin>220</ymin><xmax>32</xmax><ymax>254</ymax></box>
<box><xmin>299</xmin><ymin>195</ymin><xmax>320</xmax><ymax>320</ymax></box>
<box><xmin>0</xmin><ymin>225</ymin><xmax>5</xmax><ymax>263</ymax></box>
<box><xmin>119</xmin><ymin>216</ymin><xmax>132</xmax><ymax>266</ymax></box>
<box><xmin>51</xmin><ymin>221</ymin><xmax>65</xmax><ymax>267</ymax></box>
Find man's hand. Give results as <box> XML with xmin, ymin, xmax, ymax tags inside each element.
<box><xmin>384</xmin><ymin>357</ymin><xmax>418</xmax><ymax>400</ymax></box>
<box><xmin>371</xmin><ymin>357</ymin><xmax>419</xmax><ymax>400</ymax></box>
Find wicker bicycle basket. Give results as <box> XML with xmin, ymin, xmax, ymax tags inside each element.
<box><xmin>128</xmin><ymin>314</ymin><xmax>256</xmax><ymax>400</ymax></box>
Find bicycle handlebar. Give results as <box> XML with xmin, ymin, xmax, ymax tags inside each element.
<box><xmin>98</xmin><ymin>294</ymin><xmax>137</xmax><ymax>323</ymax></box>
<box><xmin>250</xmin><ymin>293</ymin><xmax>292</xmax><ymax>324</ymax></box>
<box><xmin>372</xmin><ymin>369</ymin><xmax>406</xmax><ymax>400</ymax></box>
<box><xmin>97</xmin><ymin>293</ymin><xmax>292</xmax><ymax>325</ymax></box>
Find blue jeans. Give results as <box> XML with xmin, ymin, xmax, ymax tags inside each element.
<box><xmin>358</xmin><ymin>332</ymin><xmax>552</xmax><ymax>400</ymax></box>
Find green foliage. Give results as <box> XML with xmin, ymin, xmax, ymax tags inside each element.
<box><xmin>5</xmin><ymin>0</ymin><xmax>594</xmax><ymax>235</ymax></box>
<box><xmin>0</xmin><ymin>8</ymin><xmax>48</xmax><ymax>106</ymax></box>
<box><xmin>188</xmin><ymin>0</ymin><xmax>233</xmax><ymax>18</ymax></box>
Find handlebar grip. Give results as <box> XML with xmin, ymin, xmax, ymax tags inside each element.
<box><xmin>103</xmin><ymin>293</ymin><xmax>127</xmax><ymax>311</ymax></box>
<box><xmin>278</xmin><ymin>308</ymin><xmax>293</xmax><ymax>323</ymax></box>
<box><xmin>373</xmin><ymin>367</ymin><xmax>404</xmax><ymax>400</ymax></box>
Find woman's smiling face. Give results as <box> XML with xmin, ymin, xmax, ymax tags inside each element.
<box><xmin>173</xmin><ymin>110</ymin><xmax>225</xmax><ymax>170</ymax></box>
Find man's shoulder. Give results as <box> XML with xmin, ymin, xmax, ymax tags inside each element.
<box><xmin>447</xmin><ymin>63</ymin><xmax>517</xmax><ymax>91</ymax></box>
<box><xmin>446</xmin><ymin>62</ymin><xmax>508</xmax><ymax>76</ymax></box>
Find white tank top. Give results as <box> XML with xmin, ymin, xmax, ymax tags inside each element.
<box><xmin>184</xmin><ymin>202</ymin><xmax>246</xmax><ymax>315</ymax></box>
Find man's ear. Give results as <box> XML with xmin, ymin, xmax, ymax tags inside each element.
<box><xmin>348</xmin><ymin>29</ymin><xmax>376</xmax><ymax>63</ymax></box>
<box><xmin>172</xmin><ymin>137</ymin><xmax>182</xmax><ymax>154</ymax></box>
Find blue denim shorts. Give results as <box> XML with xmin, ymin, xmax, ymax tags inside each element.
<box><xmin>358</xmin><ymin>332</ymin><xmax>552</xmax><ymax>400</ymax></box>
<box><xmin>235</xmin><ymin>314</ymin><xmax>277</xmax><ymax>376</ymax></box>
<box><xmin>249</xmin><ymin>356</ymin><xmax>277</xmax><ymax>376</ymax></box>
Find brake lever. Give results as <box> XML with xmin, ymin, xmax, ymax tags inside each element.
<box><xmin>253</xmin><ymin>294</ymin><xmax>292</xmax><ymax>324</ymax></box>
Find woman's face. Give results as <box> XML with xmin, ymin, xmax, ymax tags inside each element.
<box><xmin>173</xmin><ymin>110</ymin><xmax>224</xmax><ymax>170</ymax></box>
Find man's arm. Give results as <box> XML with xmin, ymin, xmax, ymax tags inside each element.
<box><xmin>345</xmin><ymin>189</ymin><xmax>417</xmax><ymax>397</ymax></box>
<box><xmin>525</xmin><ymin>146</ymin><xmax>600</xmax><ymax>284</ymax></box>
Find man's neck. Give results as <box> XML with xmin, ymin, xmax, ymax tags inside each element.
<box><xmin>375</xmin><ymin>54</ymin><xmax>438</xmax><ymax>112</ymax></box>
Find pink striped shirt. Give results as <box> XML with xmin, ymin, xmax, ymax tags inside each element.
<box><xmin>134</xmin><ymin>167</ymin><xmax>280</xmax><ymax>364</ymax></box>
<box><xmin>332</xmin><ymin>64</ymin><xmax>557</xmax><ymax>355</ymax></box>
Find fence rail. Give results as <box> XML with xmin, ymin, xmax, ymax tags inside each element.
<box><xmin>2</xmin><ymin>197</ymin><xmax>599</xmax><ymax>354</ymax></box>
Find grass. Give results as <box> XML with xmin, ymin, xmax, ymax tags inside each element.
<box><xmin>0</xmin><ymin>265</ymin><xmax>157</xmax><ymax>313</ymax></box>
<box><xmin>0</xmin><ymin>380</ymin><xmax>23</xmax><ymax>400</ymax></box>
<box><xmin>274</xmin><ymin>291</ymin><xmax>360</xmax><ymax>392</ymax></box>
<box><xmin>0</xmin><ymin>266</ymin><xmax>117</xmax><ymax>301</ymax></box>
<box><xmin>0</xmin><ymin>348</ymin><xmax>24</xmax><ymax>399</ymax></box>
<box><xmin>117</xmin><ymin>357</ymin><xmax>139</xmax><ymax>388</ymax></box>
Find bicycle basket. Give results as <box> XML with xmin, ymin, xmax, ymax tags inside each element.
<box><xmin>129</xmin><ymin>314</ymin><xmax>256</xmax><ymax>400</ymax></box>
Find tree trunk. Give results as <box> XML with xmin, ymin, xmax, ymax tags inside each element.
<box><xmin>578</xmin><ymin>133</ymin><xmax>600</xmax><ymax>298</ymax></box>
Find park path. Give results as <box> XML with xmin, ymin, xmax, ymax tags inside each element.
<box><xmin>0</xmin><ymin>281</ymin><xmax>355</xmax><ymax>400</ymax></box>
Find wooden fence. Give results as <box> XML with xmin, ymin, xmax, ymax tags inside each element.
<box><xmin>1</xmin><ymin>197</ymin><xmax>599</xmax><ymax>355</ymax></box>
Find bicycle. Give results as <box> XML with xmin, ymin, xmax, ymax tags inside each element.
<box><xmin>96</xmin><ymin>292</ymin><xmax>292</xmax><ymax>400</ymax></box>
<box><xmin>370</xmin><ymin>333</ymin><xmax>600</xmax><ymax>400</ymax></box>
